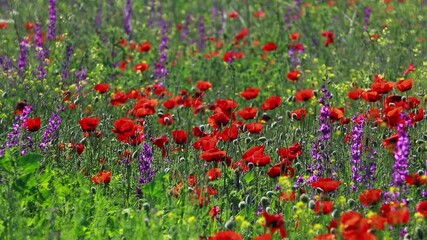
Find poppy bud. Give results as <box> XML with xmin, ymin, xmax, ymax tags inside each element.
<box><xmin>2</xmin><ymin>92</ymin><xmax>7</xmax><ymax>98</ymax></box>
<box><xmin>315</xmin><ymin>187</ymin><xmax>324</xmax><ymax>194</ymax></box>
<box><xmin>225</xmin><ymin>217</ymin><xmax>235</xmax><ymax>230</ymax></box>
<box><xmin>199</xmin><ymin>125</ymin><xmax>205</xmax><ymax>131</ymax></box>
<box><xmin>423</xmin><ymin>134</ymin><xmax>427</xmax><ymax>141</ymax></box>
<box><xmin>266</xmin><ymin>191</ymin><xmax>275</xmax><ymax>197</ymax></box>
<box><xmin>308</xmin><ymin>200</ymin><xmax>316</xmax><ymax>209</ymax></box>
<box><xmin>164</xmin><ymin>168</ymin><xmax>170</xmax><ymax>173</ymax></box>
<box><xmin>313</xmin><ymin>90</ymin><xmax>319</xmax><ymax>97</ymax></box>
<box><xmin>238</xmin><ymin>201</ymin><xmax>246</xmax><ymax>209</ymax></box>
<box><xmin>171</xmin><ymin>114</ymin><xmax>176</xmax><ymax>120</ymax></box>
<box><xmin>299</xmin><ymin>194</ymin><xmax>309</xmax><ymax>203</ymax></box>
<box><xmin>232</xmin><ymin>139</ymin><xmax>239</xmax><ymax>145</ymax></box>
<box><xmin>270</xmin><ymin>121</ymin><xmax>277</xmax><ymax>128</ymax></box>
<box><xmin>295</xmin><ymin>128</ymin><xmax>301</xmax><ymax>135</ymax></box>
<box><xmin>417</xmin><ymin>170</ymin><xmax>425</xmax><ymax>175</ymax></box>
<box><xmin>403</xmin><ymin>234</ymin><xmax>411</xmax><ymax>240</ymax></box>
<box><xmin>332</xmin><ymin>209</ymin><xmax>340</xmax><ymax>218</ymax></box>
<box><xmin>94</xmin><ymin>96</ymin><xmax>99</xmax><ymax>103</ymax></box>
<box><xmin>91</xmin><ymin>187</ymin><xmax>96</xmax><ymax>194</ymax></box>
<box><xmin>401</xmin><ymin>96</ymin><xmax>407</xmax><ymax>101</ymax></box>
<box><xmin>258</xmin><ymin>137</ymin><xmax>267</xmax><ymax>142</ymax></box>
<box><xmin>247</xmin><ymin>162</ymin><xmax>254</xmax><ymax>169</ymax></box>
<box><xmin>416</xmin><ymin>139</ymin><xmax>425</xmax><ymax>144</ymax></box>
<box><xmin>291</xmin><ymin>112</ymin><xmax>298</xmax><ymax>120</ymax></box>
<box><xmin>347</xmin><ymin>198</ymin><xmax>356</xmax><ymax>208</ymax></box>
<box><xmin>163</xmin><ymin>117</ymin><xmax>170</xmax><ymax>124</ymax></box>
<box><xmin>245</xmin><ymin>137</ymin><xmax>253</xmax><ymax>144</ymax></box>
<box><xmin>277</xmin><ymin>116</ymin><xmax>283</xmax><ymax>122</ymax></box>
<box><xmin>265</xmin><ymin>207</ymin><xmax>271</xmax><ymax>213</ymax></box>
<box><xmin>287</xmin><ymin>95</ymin><xmax>295</xmax><ymax>102</ymax></box>
<box><xmin>416</xmin><ymin>227</ymin><xmax>424</xmax><ymax>240</ymax></box>
<box><xmin>245</xmin><ymin>195</ymin><xmax>253</xmax><ymax>205</ymax></box>
<box><xmin>179</xmin><ymin>157</ymin><xmax>185</xmax><ymax>162</ymax></box>
<box><xmin>143</xmin><ymin>203</ymin><xmax>150</xmax><ymax>212</ymax></box>
<box><xmin>294</xmin><ymin>162</ymin><xmax>301</xmax><ymax>171</ymax></box>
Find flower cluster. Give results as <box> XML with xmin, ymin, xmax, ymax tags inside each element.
<box><xmin>39</xmin><ymin>111</ymin><xmax>62</xmax><ymax>152</ymax></box>
<box><xmin>48</xmin><ymin>0</ymin><xmax>57</xmax><ymax>40</ymax></box>
<box><xmin>350</xmin><ymin>115</ymin><xmax>365</xmax><ymax>191</ymax></box>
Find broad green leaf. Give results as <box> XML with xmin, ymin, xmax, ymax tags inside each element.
<box><xmin>16</xmin><ymin>153</ymin><xmax>42</xmax><ymax>174</ymax></box>
<box><xmin>0</xmin><ymin>150</ymin><xmax>13</xmax><ymax>173</ymax></box>
<box><xmin>244</xmin><ymin>171</ymin><xmax>255</xmax><ymax>185</ymax></box>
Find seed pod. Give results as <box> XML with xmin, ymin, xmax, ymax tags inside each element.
<box><xmin>238</xmin><ymin>201</ymin><xmax>246</xmax><ymax>209</ymax></box>
<box><xmin>299</xmin><ymin>193</ymin><xmax>309</xmax><ymax>203</ymax></box>
<box><xmin>308</xmin><ymin>200</ymin><xmax>316</xmax><ymax>210</ymax></box>
<box><xmin>260</xmin><ymin>197</ymin><xmax>270</xmax><ymax>208</ymax></box>
<box><xmin>347</xmin><ymin>198</ymin><xmax>356</xmax><ymax>208</ymax></box>
<box><xmin>225</xmin><ymin>217</ymin><xmax>235</xmax><ymax>230</ymax></box>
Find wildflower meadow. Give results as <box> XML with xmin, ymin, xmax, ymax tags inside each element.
<box><xmin>1</xmin><ymin>0</ymin><xmax>427</xmax><ymax>239</ymax></box>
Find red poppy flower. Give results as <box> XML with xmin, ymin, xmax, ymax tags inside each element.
<box><xmin>25</xmin><ymin>22</ymin><xmax>34</xmax><ymax>30</ymax></box>
<box><xmin>361</xmin><ymin>90</ymin><xmax>382</xmax><ymax>102</ymax></box>
<box><xmin>94</xmin><ymin>83</ymin><xmax>110</xmax><ymax>94</ymax></box>
<box><xmin>80</xmin><ymin>117</ymin><xmax>101</xmax><ymax>132</ymax></box>
<box><xmin>0</xmin><ymin>22</ymin><xmax>9</xmax><ymax>29</ymax></box>
<box><xmin>237</xmin><ymin>107</ymin><xmax>258</xmax><ymax>120</ymax></box>
<box><xmin>193</xmin><ymin>135</ymin><xmax>218</xmax><ymax>151</ymax></box>
<box><xmin>153</xmin><ymin>136</ymin><xmax>169</xmax><ymax>157</ymax></box>
<box><xmin>172</xmin><ymin>129</ymin><xmax>188</xmax><ymax>145</ymax></box>
<box><xmin>416</xmin><ymin>201</ymin><xmax>427</xmax><ymax>217</ymax></box>
<box><xmin>262</xmin><ymin>211</ymin><xmax>287</xmax><ymax>239</ymax></box>
<box><xmin>245</xmin><ymin>122</ymin><xmax>263</xmax><ymax>134</ymax></box>
<box><xmin>234</xmin><ymin>28</ymin><xmax>249</xmax><ymax>42</ymax></box>
<box><xmin>253</xmin><ymin>10</ymin><xmax>266</xmax><ymax>18</ymax></box>
<box><xmin>382</xmin><ymin>134</ymin><xmax>399</xmax><ymax>153</ymax></box>
<box><xmin>196</xmin><ymin>80</ymin><xmax>213</xmax><ymax>91</ymax></box>
<box><xmin>261</xmin><ymin>96</ymin><xmax>282</xmax><ymax>111</ymax></box>
<box><xmin>91</xmin><ymin>170</ymin><xmax>112</xmax><ymax>184</ymax></box>
<box><xmin>209</xmin><ymin>205</ymin><xmax>220</xmax><ymax>220</ymax></box>
<box><xmin>133</xmin><ymin>62</ymin><xmax>149</xmax><ymax>72</ymax></box>
<box><xmin>209</xmin><ymin>230</ymin><xmax>243</xmax><ymax>240</ymax></box>
<box><xmin>314</xmin><ymin>200</ymin><xmax>334</xmax><ymax>214</ymax></box>
<box><xmin>395</xmin><ymin>79</ymin><xmax>413</xmax><ymax>92</ymax></box>
<box><xmin>310</xmin><ymin>178</ymin><xmax>342</xmax><ymax>193</ymax></box>
<box><xmin>348</xmin><ymin>89</ymin><xmax>363</xmax><ymax>100</ymax></box>
<box><xmin>138</xmin><ymin>41</ymin><xmax>151</xmax><ymax>52</ymax></box>
<box><xmin>223</xmin><ymin>51</ymin><xmax>235</xmax><ymax>62</ymax></box>
<box><xmin>340</xmin><ymin>211</ymin><xmax>364</xmax><ymax>231</ymax></box>
<box><xmin>329</xmin><ymin>107</ymin><xmax>345</xmax><ymax>121</ymax></box>
<box><xmin>158</xmin><ymin>113</ymin><xmax>174</xmax><ymax>126</ymax></box>
<box><xmin>76</xmin><ymin>143</ymin><xmax>85</xmax><ymax>156</ymax></box>
<box><xmin>321</xmin><ymin>31</ymin><xmax>334</xmax><ymax>46</ymax></box>
<box><xmin>25</xmin><ymin>117</ymin><xmax>41</xmax><ymax>132</ymax></box>
<box><xmin>295</xmin><ymin>89</ymin><xmax>314</xmax><ymax>102</ymax></box>
<box><xmin>290</xmin><ymin>108</ymin><xmax>307</xmax><ymax>120</ymax></box>
<box><xmin>403</xmin><ymin>64</ymin><xmax>415</xmax><ymax>75</ymax></box>
<box><xmin>112</xmin><ymin>117</ymin><xmax>135</xmax><ymax>138</ymax></box>
<box><xmin>200</xmin><ymin>148</ymin><xmax>227</xmax><ymax>162</ymax></box>
<box><xmin>207</xmin><ymin>168</ymin><xmax>221</xmax><ymax>181</ymax></box>
<box><xmin>229</xmin><ymin>11</ymin><xmax>239</xmax><ymax>18</ymax></box>
<box><xmin>218</xmin><ymin>124</ymin><xmax>239</xmax><ymax>141</ymax></box>
<box><xmin>287</xmin><ymin>70</ymin><xmax>301</xmax><ymax>82</ymax></box>
<box><xmin>110</xmin><ymin>91</ymin><xmax>128</xmax><ymax>106</ymax></box>
<box><xmin>359</xmin><ymin>189</ymin><xmax>382</xmax><ymax>207</ymax></box>
<box><xmin>367</xmin><ymin>216</ymin><xmax>388</xmax><ymax>230</ymax></box>
<box><xmin>313</xmin><ymin>234</ymin><xmax>336</xmax><ymax>240</ymax></box>
<box><xmin>208</xmin><ymin>109</ymin><xmax>230</xmax><ymax>128</ymax></box>
<box><xmin>371</xmin><ymin>77</ymin><xmax>394</xmax><ymax>94</ymax></box>
<box><xmin>263</xmin><ymin>42</ymin><xmax>277</xmax><ymax>52</ymax></box>
<box><xmin>242</xmin><ymin>146</ymin><xmax>265</xmax><ymax>159</ymax></box>
<box><xmin>240</xmin><ymin>88</ymin><xmax>261</xmax><ymax>100</ymax></box>
<box><xmin>14</xmin><ymin>100</ymin><xmax>29</xmax><ymax>115</ymax></box>
<box><xmin>405</xmin><ymin>173</ymin><xmax>427</xmax><ymax>186</ymax></box>
<box><xmin>290</xmin><ymin>33</ymin><xmax>301</xmax><ymax>40</ymax></box>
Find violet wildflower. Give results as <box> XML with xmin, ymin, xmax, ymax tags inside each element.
<box><xmin>350</xmin><ymin>115</ymin><xmax>365</xmax><ymax>191</ymax></box>
<box><xmin>1</xmin><ymin>105</ymin><xmax>32</xmax><ymax>156</ymax></box>
<box><xmin>139</xmin><ymin>143</ymin><xmax>154</xmax><ymax>184</ymax></box>
<box><xmin>124</xmin><ymin>0</ymin><xmax>133</xmax><ymax>38</ymax></box>
<box><xmin>39</xmin><ymin>111</ymin><xmax>62</xmax><ymax>152</ymax></box>
<box><xmin>198</xmin><ymin>17</ymin><xmax>206</xmax><ymax>52</ymax></box>
<box><xmin>154</xmin><ymin>20</ymin><xmax>169</xmax><ymax>85</ymax></box>
<box><xmin>18</xmin><ymin>39</ymin><xmax>29</xmax><ymax>71</ymax></box>
<box><xmin>285</xmin><ymin>6</ymin><xmax>293</xmax><ymax>30</ymax></box>
<box><xmin>74</xmin><ymin>68</ymin><xmax>87</xmax><ymax>92</ymax></box>
<box><xmin>181</xmin><ymin>13</ymin><xmax>192</xmax><ymax>41</ymax></box>
<box><xmin>363</xmin><ymin>7</ymin><xmax>372</xmax><ymax>31</ymax></box>
<box><xmin>148</xmin><ymin>0</ymin><xmax>156</xmax><ymax>28</ymax></box>
<box><xmin>310</xmin><ymin>85</ymin><xmax>333</xmax><ymax>181</ymax></box>
<box><xmin>95</xmin><ymin>0</ymin><xmax>103</xmax><ymax>32</ymax></box>
<box><xmin>61</xmin><ymin>45</ymin><xmax>73</xmax><ymax>80</ymax></box>
<box><xmin>48</xmin><ymin>0</ymin><xmax>57</xmax><ymax>40</ymax></box>
<box><xmin>34</xmin><ymin>24</ymin><xmax>48</xmax><ymax>79</ymax></box>
<box><xmin>385</xmin><ymin>114</ymin><xmax>411</xmax><ymax>202</ymax></box>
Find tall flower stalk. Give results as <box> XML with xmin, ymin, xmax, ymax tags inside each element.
<box><xmin>124</xmin><ymin>0</ymin><xmax>133</xmax><ymax>39</ymax></box>
<box><xmin>385</xmin><ymin>114</ymin><xmax>411</xmax><ymax>202</ymax></box>
<box><xmin>35</xmin><ymin>24</ymin><xmax>48</xmax><ymax>79</ymax></box>
<box><xmin>48</xmin><ymin>0</ymin><xmax>57</xmax><ymax>40</ymax></box>
<box><xmin>310</xmin><ymin>85</ymin><xmax>333</xmax><ymax>181</ymax></box>
<box><xmin>154</xmin><ymin>20</ymin><xmax>169</xmax><ymax>85</ymax></box>
<box><xmin>39</xmin><ymin>111</ymin><xmax>62</xmax><ymax>152</ymax></box>
<box><xmin>139</xmin><ymin>143</ymin><xmax>155</xmax><ymax>185</ymax></box>
<box><xmin>350</xmin><ymin>115</ymin><xmax>365</xmax><ymax>191</ymax></box>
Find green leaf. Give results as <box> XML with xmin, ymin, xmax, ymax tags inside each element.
<box><xmin>141</xmin><ymin>173</ymin><xmax>165</xmax><ymax>197</ymax></box>
<box><xmin>244</xmin><ymin>171</ymin><xmax>255</xmax><ymax>185</ymax></box>
<box><xmin>0</xmin><ymin>150</ymin><xmax>13</xmax><ymax>173</ymax></box>
<box><xmin>16</xmin><ymin>153</ymin><xmax>41</xmax><ymax>174</ymax></box>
